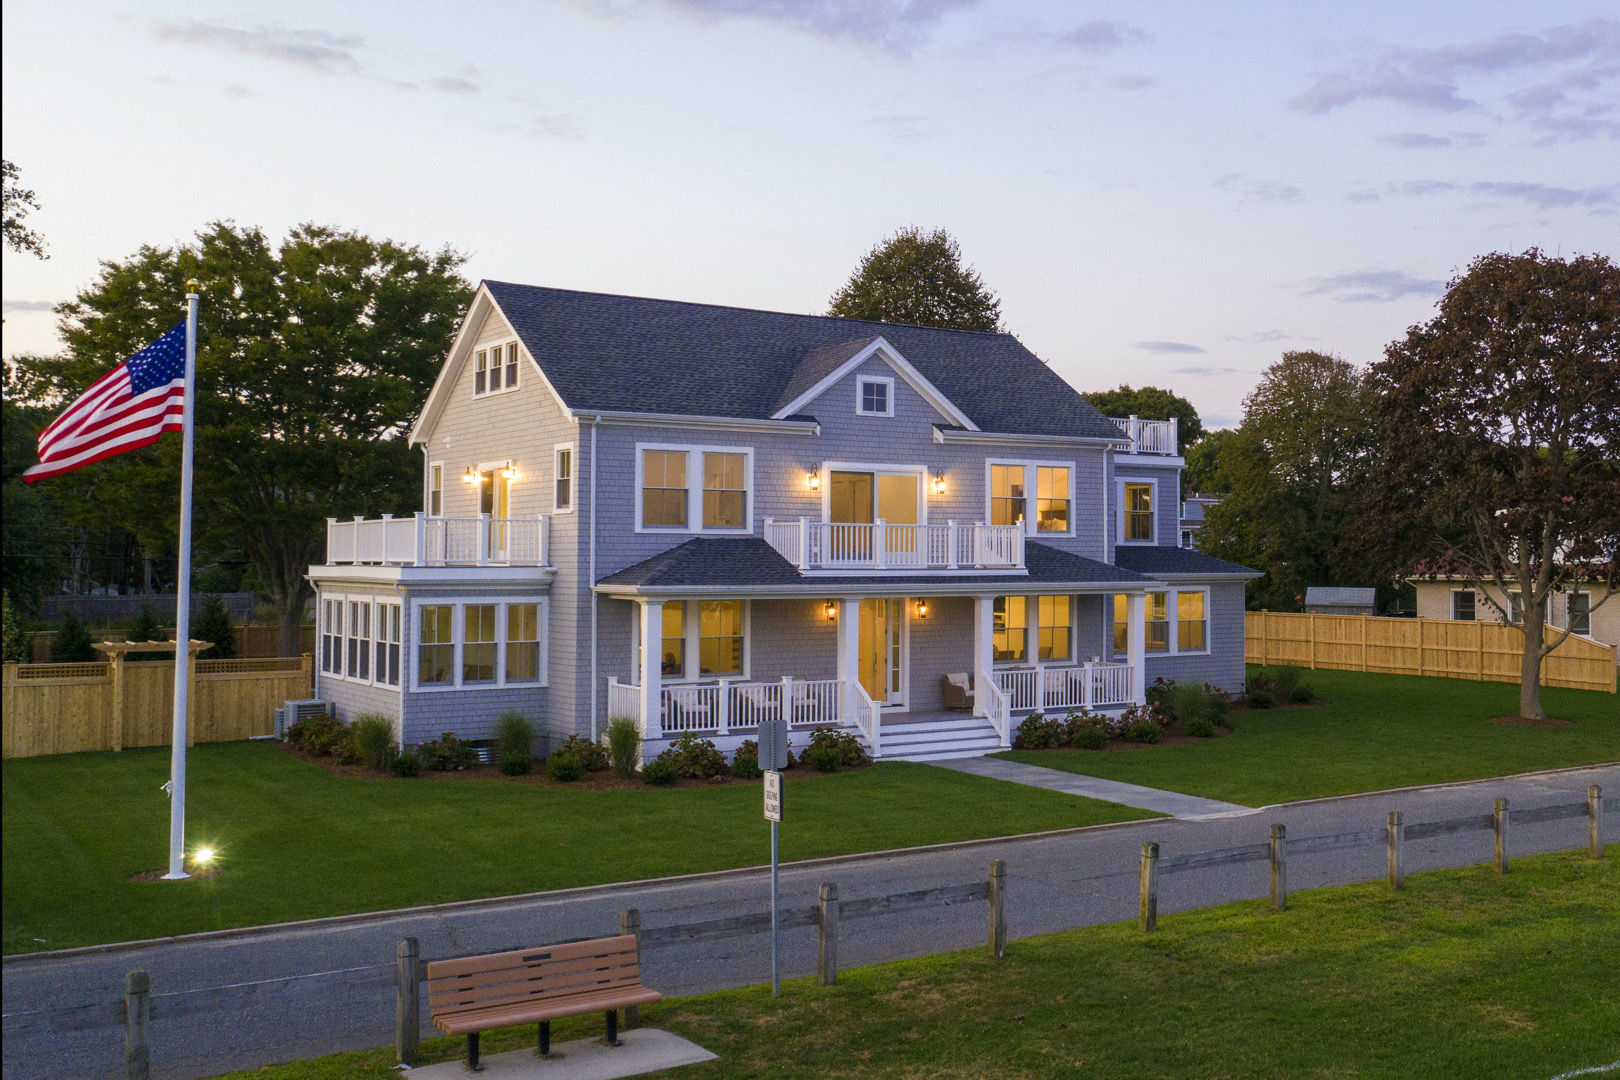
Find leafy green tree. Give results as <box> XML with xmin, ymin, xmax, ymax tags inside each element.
<box><xmin>2</xmin><ymin>365</ymin><xmax>67</xmax><ymax>612</ymax></box>
<box><xmin>1082</xmin><ymin>385</ymin><xmax>1204</xmax><ymax>447</ymax></box>
<box><xmin>2</xmin><ymin>592</ymin><xmax>32</xmax><ymax>663</ymax></box>
<box><xmin>828</xmin><ymin>227</ymin><xmax>1002</xmax><ymax>331</ymax></box>
<box><xmin>50</xmin><ymin>610</ymin><xmax>96</xmax><ymax>663</ymax></box>
<box><xmin>1199</xmin><ymin>352</ymin><xmax>1377</xmax><ymax>610</ymax></box>
<box><xmin>1183</xmin><ymin>428</ymin><xmax>1236</xmax><ymax>494</ymax></box>
<box><xmin>193</xmin><ymin>594</ymin><xmax>238</xmax><ymax>660</ymax></box>
<box><xmin>2</xmin><ymin>160</ymin><xmax>47</xmax><ymax>258</ymax></box>
<box><xmin>1369</xmin><ymin>249</ymin><xmax>1619</xmax><ymax>720</ymax></box>
<box><xmin>14</xmin><ymin>222</ymin><xmax>472</xmax><ymax>655</ymax></box>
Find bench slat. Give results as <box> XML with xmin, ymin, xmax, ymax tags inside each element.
<box><xmin>429</xmin><ymin>968</ymin><xmax>644</xmax><ymax>1012</ymax></box>
<box><xmin>426</xmin><ymin>953</ymin><xmax>639</xmax><ymax>1002</ymax></box>
<box><xmin>432</xmin><ymin>986</ymin><xmax>663</xmax><ymax>1036</ymax></box>
<box><xmin>425</xmin><ymin>935</ymin><xmax>637</xmax><ymax>980</ymax></box>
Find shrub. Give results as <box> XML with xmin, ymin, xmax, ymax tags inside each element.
<box><xmin>730</xmin><ymin>740</ymin><xmax>763</xmax><ymax>780</ymax></box>
<box><xmin>50</xmin><ymin>611</ymin><xmax>97</xmax><ymax>663</ymax></box>
<box><xmin>500</xmin><ymin>750</ymin><xmax>531</xmax><ymax>776</ymax></box>
<box><xmin>331</xmin><ymin>732</ymin><xmax>362</xmax><ymax>766</ymax></box>
<box><xmin>350</xmin><ymin>714</ymin><xmax>396</xmax><ymax>771</ymax></box>
<box><xmin>1246</xmin><ymin>670</ymin><xmax>1273</xmax><ymax>694</ymax></box>
<box><xmin>1072</xmin><ymin>724</ymin><xmax>1109</xmax><ymax>750</ymax></box>
<box><xmin>286</xmin><ymin>714</ymin><xmax>347</xmax><ymax>754</ymax></box>
<box><xmin>805</xmin><ymin>742</ymin><xmax>843</xmax><ymax>772</ymax></box>
<box><xmin>1164</xmin><ymin>681</ymin><xmax>1213</xmax><ymax>727</ymax></box>
<box><xmin>1144</xmin><ymin>676</ymin><xmax>1174</xmax><ymax>713</ymax></box>
<box><xmin>1013</xmin><ymin>713</ymin><xmax>1066</xmax><ymax>750</ymax></box>
<box><xmin>1291</xmin><ymin>684</ymin><xmax>1315</xmax><ymax>704</ymax></box>
<box><xmin>194</xmin><ymin>595</ymin><xmax>238</xmax><ymax>660</ymax></box>
<box><xmin>1271</xmin><ymin>666</ymin><xmax>1303</xmax><ymax>702</ymax></box>
<box><xmin>496</xmin><ymin>712</ymin><xmax>535</xmax><ymax>762</ymax></box>
<box><xmin>605</xmin><ymin>717</ymin><xmax>642</xmax><ymax>779</ymax></box>
<box><xmin>556</xmin><ymin>734</ymin><xmax>609</xmax><ymax>772</ymax></box>
<box><xmin>2</xmin><ymin>593</ymin><xmax>31</xmax><ymax>664</ymax></box>
<box><xmin>545</xmin><ymin>750</ymin><xmax>584</xmax><ymax>782</ymax></box>
<box><xmin>418</xmin><ymin>731</ymin><xmax>476</xmax><ymax>771</ymax></box>
<box><xmin>1184</xmin><ymin>717</ymin><xmax>1216</xmax><ymax>738</ymax></box>
<box><xmin>1247</xmin><ymin>689</ymin><xmax>1275</xmax><ymax>709</ymax></box>
<box><xmin>392</xmin><ymin>751</ymin><xmax>420</xmax><ymax>777</ymax></box>
<box><xmin>1126</xmin><ymin>719</ymin><xmax>1162</xmax><ymax>743</ymax></box>
<box><xmin>1207</xmin><ymin>687</ymin><xmax>1230</xmax><ymax>721</ymax></box>
<box><xmin>655</xmin><ymin>732</ymin><xmax>729</xmax><ymax>778</ymax></box>
<box><xmin>641</xmin><ymin>758</ymin><xmax>679</xmax><ymax>785</ymax></box>
<box><xmin>807</xmin><ymin>728</ymin><xmax>869</xmax><ymax>768</ymax></box>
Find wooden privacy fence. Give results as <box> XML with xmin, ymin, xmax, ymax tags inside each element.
<box><xmin>2</xmin><ymin>651</ymin><xmax>313</xmax><ymax>759</ymax></box>
<box><xmin>1245</xmin><ymin>611</ymin><xmax>1616</xmax><ymax>693</ymax></box>
<box><xmin>29</xmin><ymin>624</ymin><xmax>315</xmax><ymax>663</ymax></box>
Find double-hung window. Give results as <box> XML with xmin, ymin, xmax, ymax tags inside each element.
<box><xmin>703</xmin><ymin>453</ymin><xmax>746</xmax><ymax>528</ymax></box>
<box><xmin>1145</xmin><ymin>593</ymin><xmax>1169</xmax><ymax>651</ymax></box>
<box><xmin>504</xmin><ymin>342</ymin><xmax>519</xmax><ymax>389</ymax></box>
<box><xmin>638</xmin><ymin>444</ymin><xmax>753</xmax><ymax>532</ymax></box>
<box><xmin>463</xmin><ymin>605</ymin><xmax>497</xmax><ymax>684</ymax></box>
<box><xmin>1035</xmin><ymin>467</ymin><xmax>1070</xmax><ymax>533</ymax></box>
<box><xmin>990</xmin><ymin>462</ymin><xmax>1073</xmax><ymax>534</ymax></box>
<box><xmin>414</xmin><ymin>599</ymin><xmax>547</xmax><ymax>690</ymax></box>
<box><xmin>473</xmin><ymin>342</ymin><xmax>518</xmax><ymax>396</ymax></box>
<box><xmin>1568</xmin><ymin>592</ymin><xmax>1591</xmax><ymax>635</ymax></box>
<box><xmin>699</xmin><ymin>601</ymin><xmax>744</xmax><ymax>675</ymax></box>
<box><xmin>474</xmin><ymin>350</ymin><xmax>488</xmax><ymax>395</ymax></box>
<box><xmin>418</xmin><ymin>605</ymin><xmax>454</xmax><ymax>685</ymax></box>
<box><xmin>990</xmin><ymin>465</ymin><xmax>1025</xmax><ymax>527</ymax></box>
<box><xmin>1037</xmin><ymin>596</ymin><xmax>1071</xmax><ymax>661</ymax></box>
<box><xmin>1113</xmin><ymin>590</ymin><xmax>1205</xmax><ymax>655</ymax></box>
<box><xmin>1177</xmin><ymin>592</ymin><xmax>1206</xmax><ymax>651</ymax></box>
<box><xmin>660</xmin><ymin>601</ymin><xmax>686</xmax><ymax>677</ymax></box>
<box><xmin>506</xmin><ymin>604</ymin><xmax>540</xmax><ymax>683</ymax></box>
<box><xmin>642</xmin><ymin>450</ymin><xmax>688</xmax><ymax>528</ymax></box>
<box><xmin>554</xmin><ymin>447</ymin><xmax>573</xmax><ymax>512</ymax></box>
<box><xmin>429</xmin><ymin>464</ymin><xmax>443</xmax><ymax>517</ymax></box>
<box><xmin>348</xmin><ymin>600</ymin><xmax>371</xmax><ymax>680</ymax></box>
<box><xmin>1124</xmin><ymin>483</ymin><xmax>1154</xmax><ymax>542</ymax></box>
<box><xmin>993</xmin><ymin>596</ymin><xmax>1027</xmax><ymax>662</ymax></box>
<box><xmin>1452</xmin><ymin>589</ymin><xmax>1476</xmax><ymax>621</ymax></box>
<box><xmin>322</xmin><ymin>599</ymin><xmax>341</xmax><ymax>675</ymax></box>
<box><xmin>375</xmin><ymin>603</ymin><xmax>401</xmax><ymax>686</ymax></box>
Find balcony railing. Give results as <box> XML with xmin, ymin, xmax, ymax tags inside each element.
<box><xmin>325</xmin><ymin>513</ymin><xmax>550</xmax><ymax>567</ymax></box>
<box><xmin>763</xmin><ymin>519</ymin><xmax>1024</xmax><ymax>572</ymax></box>
<box><xmin>1112</xmin><ymin>415</ymin><xmax>1179</xmax><ymax>456</ymax></box>
<box><xmin>992</xmin><ymin>662</ymin><xmax>1135</xmax><ymax>713</ymax></box>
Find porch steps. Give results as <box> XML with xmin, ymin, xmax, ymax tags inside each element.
<box><xmin>871</xmin><ymin>717</ymin><xmax>1005</xmax><ymax>763</ymax></box>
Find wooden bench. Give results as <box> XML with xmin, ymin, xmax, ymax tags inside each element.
<box><xmin>426</xmin><ymin>934</ymin><xmax>661</xmax><ymax>1071</ymax></box>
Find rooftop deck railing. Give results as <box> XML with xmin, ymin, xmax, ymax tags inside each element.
<box><xmin>763</xmin><ymin>519</ymin><xmax>1024</xmax><ymax>573</ymax></box>
<box><xmin>1112</xmin><ymin>415</ymin><xmax>1179</xmax><ymax>456</ymax></box>
<box><xmin>325</xmin><ymin>513</ymin><xmax>550</xmax><ymax>568</ymax></box>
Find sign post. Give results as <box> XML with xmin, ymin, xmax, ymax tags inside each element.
<box><xmin>759</xmin><ymin>717</ymin><xmax>789</xmax><ymax>998</ymax></box>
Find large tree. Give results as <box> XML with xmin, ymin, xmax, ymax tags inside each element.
<box><xmin>1082</xmin><ymin>384</ymin><xmax>1204</xmax><ymax>447</ymax></box>
<box><xmin>828</xmin><ymin>226</ymin><xmax>1002</xmax><ymax>331</ymax></box>
<box><xmin>2</xmin><ymin>159</ymin><xmax>48</xmax><ymax>258</ymax></box>
<box><xmin>1369</xmin><ymin>250</ymin><xmax>1619</xmax><ymax>720</ymax></box>
<box><xmin>1183</xmin><ymin>428</ymin><xmax>1236</xmax><ymax>494</ymax></box>
<box><xmin>14</xmin><ymin>222</ymin><xmax>472</xmax><ymax>653</ymax></box>
<box><xmin>1199</xmin><ymin>352</ymin><xmax>1378</xmax><ymax>610</ymax></box>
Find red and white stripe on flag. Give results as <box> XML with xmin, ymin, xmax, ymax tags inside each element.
<box><xmin>24</xmin><ymin>322</ymin><xmax>188</xmax><ymax>483</ymax></box>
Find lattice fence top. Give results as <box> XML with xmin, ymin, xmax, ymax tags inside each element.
<box><xmin>10</xmin><ymin>663</ymin><xmax>110</xmax><ymax>680</ymax></box>
<box><xmin>195</xmin><ymin>658</ymin><xmax>306</xmax><ymax>674</ymax></box>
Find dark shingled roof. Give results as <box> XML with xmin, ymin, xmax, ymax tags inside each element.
<box><xmin>1113</xmin><ymin>546</ymin><xmax>1260</xmax><ymax>577</ymax></box>
<box><xmin>597</xmin><ymin>539</ymin><xmax>1155</xmax><ymax>590</ymax></box>
<box><xmin>483</xmin><ymin>282</ymin><xmax>1124</xmax><ymax>440</ymax></box>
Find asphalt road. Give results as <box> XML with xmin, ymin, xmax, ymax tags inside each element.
<box><xmin>3</xmin><ymin>764</ymin><xmax>1613</xmax><ymax>1080</ymax></box>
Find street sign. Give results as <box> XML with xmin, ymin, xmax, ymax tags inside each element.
<box><xmin>758</xmin><ymin>716</ymin><xmax>790</xmax><ymax>771</ymax></box>
<box><xmin>763</xmin><ymin>769</ymin><xmax>782</xmax><ymax>822</ymax></box>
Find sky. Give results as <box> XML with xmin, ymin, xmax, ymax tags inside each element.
<box><xmin>2</xmin><ymin>1</ymin><xmax>1616</xmax><ymax>428</ymax></box>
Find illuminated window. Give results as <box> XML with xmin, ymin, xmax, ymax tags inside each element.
<box><xmin>1038</xmin><ymin>595</ymin><xmax>1071</xmax><ymax>661</ymax></box>
<box><xmin>1036</xmin><ymin>467</ymin><xmax>1070</xmax><ymax>533</ymax></box>
<box><xmin>418</xmin><ymin>605</ymin><xmax>453</xmax><ymax>685</ymax></box>
<box><xmin>1113</xmin><ymin>594</ymin><xmax>1128</xmax><ymax>654</ymax></box>
<box><xmin>994</xmin><ymin>596</ymin><xmax>1027</xmax><ymax>662</ymax></box>
<box><xmin>507</xmin><ymin>604</ymin><xmax>540</xmax><ymax>683</ymax></box>
<box><xmin>1177</xmin><ymin>591</ymin><xmax>1206</xmax><ymax>651</ymax></box>
<box><xmin>1125</xmin><ymin>484</ymin><xmax>1153</xmax><ymax>541</ymax></box>
<box><xmin>463</xmin><ymin>605</ymin><xmax>497</xmax><ymax>684</ymax></box>
<box><xmin>703</xmin><ymin>452</ymin><xmax>747</xmax><ymax>528</ymax></box>
<box><xmin>661</xmin><ymin>601</ymin><xmax>686</xmax><ymax>677</ymax></box>
<box><xmin>699</xmin><ymin>601</ymin><xmax>743</xmax><ymax>675</ymax></box>
<box><xmin>991</xmin><ymin>465</ymin><xmax>1025</xmax><ymax>527</ymax></box>
<box><xmin>642</xmin><ymin>450</ymin><xmax>688</xmax><ymax>528</ymax></box>
<box><xmin>1146</xmin><ymin>592</ymin><xmax>1169</xmax><ymax>651</ymax></box>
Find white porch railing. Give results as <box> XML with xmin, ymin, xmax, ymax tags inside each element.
<box><xmin>326</xmin><ymin>513</ymin><xmax>550</xmax><ymax>567</ymax></box>
<box><xmin>849</xmin><ymin>680</ymin><xmax>883</xmax><ymax>759</ymax></box>
<box><xmin>1111</xmin><ymin>415</ymin><xmax>1179</xmax><ymax>456</ymax></box>
<box><xmin>992</xmin><ymin>662</ymin><xmax>1135</xmax><ymax>713</ymax></box>
<box><xmin>607</xmin><ymin>677</ymin><xmax>847</xmax><ymax>739</ymax></box>
<box><xmin>763</xmin><ymin>519</ymin><xmax>1024</xmax><ymax>572</ymax></box>
<box><xmin>982</xmin><ymin>679</ymin><xmax>1011</xmax><ymax>748</ymax></box>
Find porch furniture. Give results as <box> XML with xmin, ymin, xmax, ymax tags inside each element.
<box><xmin>942</xmin><ymin>673</ymin><xmax>975</xmax><ymax>711</ymax></box>
<box><xmin>426</xmin><ymin>934</ymin><xmax>661</xmax><ymax>1071</ymax></box>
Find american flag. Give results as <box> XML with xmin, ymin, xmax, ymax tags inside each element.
<box><xmin>24</xmin><ymin>322</ymin><xmax>188</xmax><ymax>483</ymax></box>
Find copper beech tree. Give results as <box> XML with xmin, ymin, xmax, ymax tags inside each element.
<box><xmin>1370</xmin><ymin>250</ymin><xmax>1619</xmax><ymax>719</ymax></box>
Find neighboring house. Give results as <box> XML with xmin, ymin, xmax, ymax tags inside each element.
<box><xmin>309</xmin><ymin>284</ymin><xmax>1260</xmax><ymax>761</ymax></box>
<box><xmin>1409</xmin><ymin>576</ymin><xmax>1617</xmax><ymax>660</ymax></box>
<box><xmin>1179</xmin><ymin>491</ymin><xmax>1224</xmax><ymax>550</ymax></box>
<box><xmin>1303</xmin><ymin>587</ymin><xmax>1376</xmax><ymax>617</ymax></box>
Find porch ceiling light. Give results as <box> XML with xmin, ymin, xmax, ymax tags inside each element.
<box><xmin>823</xmin><ymin>601</ymin><xmax>837</xmax><ymax>621</ymax></box>
<box><xmin>915</xmin><ymin>599</ymin><xmax>929</xmax><ymax>619</ymax></box>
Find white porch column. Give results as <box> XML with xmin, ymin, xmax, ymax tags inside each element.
<box><xmin>1127</xmin><ymin>592</ymin><xmax>1147</xmax><ymax>705</ymax></box>
<box><xmin>972</xmin><ymin>595</ymin><xmax>995</xmax><ymax>718</ymax></box>
<box><xmin>638</xmin><ymin>599</ymin><xmax>663</xmax><ymax>737</ymax></box>
<box><xmin>836</xmin><ymin>597</ymin><xmax>861</xmax><ymax>720</ymax></box>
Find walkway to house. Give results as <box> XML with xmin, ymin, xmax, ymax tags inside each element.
<box><xmin>929</xmin><ymin>755</ymin><xmax>1254</xmax><ymax>818</ymax></box>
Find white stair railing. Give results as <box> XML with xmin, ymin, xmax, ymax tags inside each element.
<box><xmin>982</xmin><ymin>679</ymin><xmax>1011</xmax><ymax>748</ymax></box>
<box><xmin>850</xmin><ymin>680</ymin><xmax>883</xmax><ymax>758</ymax></box>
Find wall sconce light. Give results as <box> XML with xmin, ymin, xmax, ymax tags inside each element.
<box><xmin>823</xmin><ymin>601</ymin><xmax>838</xmax><ymax>621</ymax></box>
<box><xmin>462</xmin><ymin>466</ymin><xmax>479</xmax><ymax>484</ymax></box>
<box><xmin>807</xmin><ymin>467</ymin><xmax>822</xmax><ymax>491</ymax></box>
<box><xmin>915</xmin><ymin>599</ymin><xmax>930</xmax><ymax>620</ymax></box>
<box><xmin>932</xmin><ymin>472</ymin><xmax>947</xmax><ymax>495</ymax></box>
<box><xmin>500</xmin><ymin>460</ymin><xmax>520</xmax><ymax>480</ymax></box>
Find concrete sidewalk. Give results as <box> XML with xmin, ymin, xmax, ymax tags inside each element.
<box><xmin>930</xmin><ymin>756</ymin><xmax>1254</xmax><ymax>818</ymax></box>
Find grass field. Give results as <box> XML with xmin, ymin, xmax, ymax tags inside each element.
<box><xmin>215</xmin><ymin>847</ymin><xmax>1618</xmax><ymax>1080</ymax></box>
<box><xmin>997</xmin><ymin>667</ymin><xmax>1620</xmax><ymax>806</ymax></box>
<box><xmin>0</xmin><ymin>742</ymin><xmax>1154</xmax><ymax>954</ymax></box>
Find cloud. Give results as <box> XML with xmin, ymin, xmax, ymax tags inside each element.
<box><xmin>573</xmin><ymin>0</ymin><xmax>977</xmax><ymax>52</ymax></box>
<box><xmin>1470</xmin><ymin>181</ymin><xmax>1616</xmax><ymax>208</ymax></box>
<box><xmin>1056</xmin><ymin>19</ymin><xmax>1148</xmax><ymax>53</ymax></box>
<box><xmin>1134</xmin><ymin>341</ymin><xmax>1207</xmax><ymax>354</ymax></box>
<box><xmin>529</xmin><ymin>112</ymin><xmax>586</xmax><ymax>138</ymax></box>
<box><xmin>2</xmin><ymin>300</ymin><xmax>55</xmax><ymax>313</ymax></box>
<box><xmin>1214</xmin><ymin>174</ymin><xmax>1305</xmax><ymax>205</ymax></box>
<box><xmin>1169</xmin><ymin>365</ymin><xmax>1245</xmax><ymax>377</ymax></box>
<box><xmin>1379</xmin><ymin>132</ymin><xmax>1451</xmax><ymax>149</ymax></box>
<box><xmin>151</xmin><ymin>20</ymin><xmax>363</xmax><ymax>75</ymax></box>
<box><xmin>429</xmin><ymin>76</ymin><xmax>479</xmax><ymax>94</ymax></box>
<box><xmin>1305</xmin><ymin>269</ymin><xmax>1445</xmax><ymax>303</ymax></box>
<box><xmin>1110</xmin><ymin>73</ymin><xmax>1154</xmax><ymax>91</ymax></box>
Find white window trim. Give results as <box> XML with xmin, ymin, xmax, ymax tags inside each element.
<box><xmin>428</xmin><ymin>460</ymin><xmax>444</xmax><ymax>518</ymax></box>
<box><xmin>818</xmin><ymin>461</ymin><xmax>930</xmax><ymax>525</ymax></box>
<box><xmin>1110</xmin><ymin>587</ymin><xmax>1211</xmax><ymax>659</ymax></box>
<box><xmin>985</xmin><ymin>460</ymin><xmax>1077</xmax><ymax>538</ymax></box>
<box><xmin>553</xmin><ymin>442</ymin><xmax>576</xmax><ymax>514</ymax></box>
<box><xmin>1451</xmin><ymin>588</ymin><xmax>1476</xmax><ymax>621</ymax></box>
<box><xmin>1116</xmin><ymin>477</ymin><xmax>1159</xmax><ymax>546</ymax></box>
<box><xmin>855</xmin><ymin>375</ymin><xmax>896</xmax><ymax>417</ymax></box>
<box><xmin>472</xmin><ymin>340</ymin><xmax>522</xmax><ymax>398</ymax></box>
<box><xmin>318</xmin><ymin>592</ymin><xmax>405</xmax><ymax>689</ymax></box>
<box><xmin>633</xmin><ymin>599</ymin><xmax>752</xmax><ymax>683</ymax></box>
<box><xmin>409</xmin><ymin>596</ymin><xmax>550</xmax><ymax>692</ymax></box>
<box><xmin>991</xmin><ymin>594</ymin><xmax>1078</xmax><ymax>668</ymax></box>
<box><xmin>634</xmin><ymin>442</ymin><xmax>755</xmax><ymax>534</ymax></box>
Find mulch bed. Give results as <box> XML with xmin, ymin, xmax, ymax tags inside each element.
<box><xmin>1491</xmin><ymin>715</ymin><xmax>1574</xmax><ymax>728</ymax></box>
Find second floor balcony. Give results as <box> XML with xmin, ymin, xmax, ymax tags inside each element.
<box><xmin>1112</xmin><ymin>415</ymin><xmax>1179</xmax><ymax>456</ymax></box>
<box><xmin>763</xmin><ymin>518</ymin><xmax>1024</xmax><ymax>573</ymax></box>
<box><xmin>326</xmin><ymin>513</ymin><xmax>550</xmax><ymax>567</ymax></box>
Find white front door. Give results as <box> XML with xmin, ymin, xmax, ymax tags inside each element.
<box><xmin>858</xmin><ymin>598</ymin><xmax>907</xmax><ymax>707</ymax></box>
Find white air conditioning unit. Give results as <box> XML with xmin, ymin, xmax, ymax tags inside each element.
<box><xmin>274</xmin><ymin>699</ymin><xmax>332</xmax><ymax>738</ymax></box>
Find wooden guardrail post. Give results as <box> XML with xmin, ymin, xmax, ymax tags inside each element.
<box><xmin>396</xmin><ymin>936</ymin><xmax>420</xmax><ymax>1066</ymax></box>
<box><xmin>125</xmin><ymin>969</ymin><xmax>151</xmax><ymax>1080</ymax></box>
<box><xmin>818</xmin><ymin>883</ymin><xmax>839</xmax><ymax>985</ymax></box>
<box><xmin>988</xmin><ymin>860</ymin><xmax>1006</xmax><ymax>958</ymax></box>
<box><xmin>1138</xmin><ymin>842</ymin><xmax>1158</xmax><ymax>933</ymax></box>
<box><xmin>1269</xmin><ymin>824</ymin><xmax>1287</xmax><ymax>911</ymax></box>
<box><xmin>1387</xmin><ymin>811</ymin><xmax>1404</xmax><ymax>889</ymax></box>
<box><xmin>620</xmin><ymin>908</ymin><xmax>642</xmax><ymax>1025</ymax></box>
<box><xmin>1493</xmin><ymin>798</ymin><xmax>1509</xmax><ymax>873</ymax></box>
<box><xmin>1590</xmin><ymin>786</ymin><xmax>1604</xmax><ymax>860</ymax></box>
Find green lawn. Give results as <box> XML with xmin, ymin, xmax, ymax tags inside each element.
<box><xmin>997</xmin><ymin>667</ymin><xmax>1620</xmax><ymax>806</ymax></box>
<box><xmin>216</xmin><ymin>847</ymin><xmax>1618</xmax><ymax>1080</ymax></box>
<box><xmin>1</xmin><ymin>742</ymin><xmax>1154</xmax><ymax>954</ymax></box>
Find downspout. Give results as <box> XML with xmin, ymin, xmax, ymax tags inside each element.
<box><xmin>589</xmin><ymin>415</ymin><xmax>600</xmax><ymax>741</ymax></box>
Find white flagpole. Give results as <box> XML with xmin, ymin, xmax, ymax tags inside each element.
<box><xmin>162</xmin><ymin>283</ymin><xmax>200</xmax><ymax>881</ymax></box>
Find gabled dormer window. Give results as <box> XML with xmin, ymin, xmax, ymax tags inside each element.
<box><xmin>474</xmin><ymin>342</ymin><xmax>520</xmax><ymax>397</ymax></box>
<box><xmin>856</xmin><ymin>375</ymin><xmax>894</xmax><ymax>417</ymax></box>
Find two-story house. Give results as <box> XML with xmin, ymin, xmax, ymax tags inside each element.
<box><xmin>309</xmin><ymin>283</ymin><xmax>1260</xmax><ymax>762</ymax></box>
